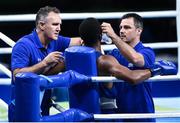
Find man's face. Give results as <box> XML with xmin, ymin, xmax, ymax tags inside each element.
<box><xmin>119</xmin><ymin>17</ymin><xmax>139</xmax><ymax>43</ymax></box>
<box><xmin>43</xmin><ymin>12</ymin><xmax>61</xmax><ymax>40</ymax></box>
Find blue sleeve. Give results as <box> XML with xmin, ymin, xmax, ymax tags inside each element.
<box><xmin>139</xmin><ymin>47</ymin><xmax>155</xmax><ymax>68</ymax></box>
<box><xmin>11</xmin><ymin>41</ymin><xmax>30</xmax><ymax>71</ymax></box>
<box><xmin>55</xmin><ymin>36</ymin><xmax>70</xmax><ymax>52</ymax></box>
<box><xmin>107</xmin><ymin>49</ymin><xmax>122</xmax><ymax>62</ymax></box>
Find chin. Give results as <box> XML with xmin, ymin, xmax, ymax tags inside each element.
<box><xmin>52</xmin><ymin>37</ymin><xmax>58</xmax><ymax>40</ymax></box>
<box><xmin>121</xmin><ymin>38</ymin><xmax>126</xmax><ymax>41</ymax></box>
<box><xmin>124</xmin><ymin>40</ymin><xmax>129</xmax><ymax>42</ymax></box>
<box><xmin>121</xmin><ymin>39</ymin><xmax>127</xmax><ymax>42</ymax></box>
<box><xmin>122</xmin><ymin>38</ymin><xmax>129</xmax><ymax>42</ymax></box>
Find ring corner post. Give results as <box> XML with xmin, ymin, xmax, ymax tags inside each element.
<box><xmin>65</xmin><ymin>46</ymin><xmax>100</xmax><ymax>114</ymax></box>
<box><xmin>15</xmin><ymin>72</ymin><xmax>40</xmax><ymax>122</ymax></box>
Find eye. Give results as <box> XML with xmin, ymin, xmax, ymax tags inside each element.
<box><xmin>52</xmin><ymin>23</ymin><xmax>59</xmax><ymax>26</ymax></box>
<box><xmin>123</xmin><ymin>25</ymin><xmax>131</xmax><ymax>29</ymax></box>
<box><xmin>120</xmin><ymin>25</ymin><xmax>131</xmax><ymax>30</ymax></box>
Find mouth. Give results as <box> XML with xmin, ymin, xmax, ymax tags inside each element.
<box><xmin>54</xmin><ymin>33</ymin><xmax>59</xmax><ymax>37</ymax></box>
<box><xmin>120</xmin><ymin>35</ymin><xmax>126</xmax><ymax>39</ymax></box>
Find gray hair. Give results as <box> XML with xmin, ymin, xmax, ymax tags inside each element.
<box><xmin>35</xmin><ymin>6</ymin><xmax>60</xmax><ymax>27</ymax></box>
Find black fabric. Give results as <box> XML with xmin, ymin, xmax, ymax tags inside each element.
<box><xmin>40</xmin><ymin>89</ymin><xmax>52</xmax><ymax>116</ymax></box>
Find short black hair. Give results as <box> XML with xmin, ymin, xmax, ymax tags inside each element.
<box><xmin>79</xmin><ymin>17</ymin><xmax>101</xmax><ymax>47</ymax></box>
<box><xmin>121</xmin><ymin>13</ymin><xmax>143</xmax><ymax>29</ymax></box>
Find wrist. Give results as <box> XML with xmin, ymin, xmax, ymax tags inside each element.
<box><xmin>150</xmin><ymin>67</ymin><xmax>161</xmax><ymax>77</ymax></box>
<box><xmin>111</xmin><ymin>34</ymin><xmax>120</xmax><ymax>43</ymax></box>
<box><xmin>41</xmin><ymin>60</ymin><xmax>48</xmax><ymax>67</ymax></box>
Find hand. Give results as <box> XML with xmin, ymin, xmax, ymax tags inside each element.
<box><xmin>42</xmin><ymin>51</ymin><xmax>64</xmax><ymax>65</ymax></box>
<box><xmin>150</xmin><ymin>60</ymin><xmax>177</xmax><ymax>76</ymax></box>
<box><xmin>101</xmin><ymin>22</ymin><xmax>117</xmax><ymax>39</ymax></box>
<box><xmin>41</xmin><ymin>52</ymin><xmax>64</xmax><ymax>74</ymax></box>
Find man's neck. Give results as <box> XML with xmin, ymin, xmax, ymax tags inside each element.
<box><xmin>36</xmin><ymin>28</ymin><xmax>49</xmax><ymax>48</ymax></box>
<box><xmin>93</xmin><ymin>41</ymin><xmax>101</xmax><ymax>52</ymax></box>
<box><xmin>129</xmin><ymin>38</ymin><xmax>140</xmax><ymax>48</ymax></box>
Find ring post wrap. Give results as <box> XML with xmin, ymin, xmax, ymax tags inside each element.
<box><xmin>65</xmin><ymin>46</ymin><xmax>100</xmax><ymax>113</ymax></box>
<box><xmin>15</xmin><ymin>72</ymin><xmax>40</xmax><ymax>122</ymax></box>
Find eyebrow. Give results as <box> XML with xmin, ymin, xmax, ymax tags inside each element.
<box><xmin>120</xmin><ymin>25</ymin><xmax>132</xmax><ymax>29</ymax></box>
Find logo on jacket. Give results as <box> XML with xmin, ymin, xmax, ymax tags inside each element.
<box><xmin>37</xmin><ymin>58</ymin><xmax>42</xmax><ymax>62</ymax></box>
<box><xmin>128</xmin><ymin>63</ymin><xmax>134</xmax><ymax>68</ymax></box>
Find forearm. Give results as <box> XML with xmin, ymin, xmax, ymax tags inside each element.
<box><xmin>101</xmin><ymin>22</ymin><xmax>139</xmax><ymax>60</ymax></box>
<box><xmin>113</xmin><ymin>37</ymin><xmax>144</xmax><ymax>67</ymax></box>
<box><xmin>13</xmin><ymin>61</ymin><xmax>48</xmax><ymax>77</ymax></box>
<box><xmin>124</xmin><ymin>60</ymin><xmax>177</xmax><ymax>84</ymax></box>
<box><xmin>44</xmin><ymin>61</ymin><xmax>65</xmax><ymax>75</ymax></box>
<box><xmin>130</xmin><ymin>69</ymin><xmax>151</xmax><ymax>84</ymax></box>
<box><xmin>111</xmin><ymin>66</ymin><xmax>151</xmax><ymax>85</ymax></box>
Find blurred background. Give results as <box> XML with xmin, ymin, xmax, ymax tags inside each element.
<box><xmin>0</xmin><ymin>0</ymin><xmax>178</xmax><ymax>97</ymax></box>
<box><xmin>0</xmin><ymin>0</ymin><xmax>177</xmax><ymax>68</ymax></box>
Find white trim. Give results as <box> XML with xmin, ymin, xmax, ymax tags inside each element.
<box><xmin>94</xmin><ymin>112</ymin><xmax>180</xmax><ymax>119</ymax></box>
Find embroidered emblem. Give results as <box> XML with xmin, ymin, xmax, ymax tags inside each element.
<box><xmin>37</xmin><ymin>58</ymin><xmax>42</xmax><ymax>62</ymax></box>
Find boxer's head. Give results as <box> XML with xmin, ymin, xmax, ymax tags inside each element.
<box><xmin>79</xmin><ymin>17</ymin><xmax>102</xmax><ymax>47</ymax></box>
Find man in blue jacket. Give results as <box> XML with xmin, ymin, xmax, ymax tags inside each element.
<box><xmin>9</xmin><ymin>6</ymin><xmax>89</xmax><ymax>122</ymax></box>
<box><xmin>101</xmin><ymin>13</ymin><xmax>156</xmax><ymax>122</ymax></box>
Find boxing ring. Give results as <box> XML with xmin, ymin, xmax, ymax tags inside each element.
<box><xmin>0</xmin><ymin>0</ymin><xmax>180</xmax><ymax>121</ymax></box>
<box><xmin>12</xmin><ymin>71</ymin><xmax>180</xmax><ymax>121</ymax></box>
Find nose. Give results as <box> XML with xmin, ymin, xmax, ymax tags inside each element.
<box><xmin>120</xmin><ymin>26</ymin><xmax>125</xmax><ymax>32</ymax></box>
<box><xmin>120</xmin><ymin>28</ymin><xmax>124</xmax><ymax>35</ymax></box>
<box><xmin>57</xmin><ymin>25</ymin><xmax>61</xmax><ymax>32</ymax></box>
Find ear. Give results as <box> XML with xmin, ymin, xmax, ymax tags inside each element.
<box><xmin>137</xmin><ymin>28</ymin><xmax>142</xmax><ymax>35</ymax></box>
<box><xmin>39</xmin><ymin>21</ymin><xmax>45</xmax><ymax>31</ymax></box>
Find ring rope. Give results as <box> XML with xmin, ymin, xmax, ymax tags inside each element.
<box><xmin>0</xmin><ymin>32</ymin><xmax>15</xmax><ymax>47</ymax></box>
<box><xmin>91</xmin><ymin>75</ymin><xmax>180</xmax><ymax>83</ymax></box>
<box><xmin>0</xmin><ymin>42</ymin><xmax>178</xmax><ymax>54</ymax></box>
<box><xmin>0</xmin><ymin>11</ymin><xmax>176</xmax><ymax>22</ymax></box>
<box><xmin>0</xmin><ymin>64</ymin><xmax>11</xmax><ymax>78</ymax></box>
<box><xmin>0</xmin><ymin>75</ymin><xmax>179</xmax><ymax>85</ymax></box>
<box><xmin>102</xmin><ymin>42</ymin><xmax>179</xmax><ymax>51</ymax></box>
<box><xmin>94</xmin><ymin>112</ymin><xmax>180</xmax><ymax>119</ymax></box>
<box><xmin>0</xmin><ymin>48</ymin><xmax>12</xmax><ymax>54</ymax></box>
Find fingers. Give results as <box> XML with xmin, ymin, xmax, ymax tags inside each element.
<box><xmin>44</xmin><ymin>51</ymin><xmax>64</xmax><ymax>65</ymax></box>
<box><xmin>59</xmin><ymin>54</ymin><xmax>65</xmax><ymax>63</ymax></box>
<box><xmin>101</xmin><ymin>22</ymin><xmax>112</xmax><ymax>33</ymax></box>
<box><xmin>101</xmin><ymin>22</ymin><xmax>111</xmax><ymax>27</ymax></box>
<box><xmin>50</xmin><ymin>52</ymin><xmax>63</xmax><ymax>62</ymax></box>
<box><xmin>101</xmin><ymin>22</ymin><xmax>116</xmax><ymax>39</ymax></box>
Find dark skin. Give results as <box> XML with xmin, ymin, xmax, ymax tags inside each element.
<box><xmin>91</xmin><ymin>41</ymin><xmax>151</xmax><ymax>88</ymax></box>
<box><xmin>44</xmin><ymin>60</ymin><xmax>65</xmax><ymax>75</ymax></box>
<box><xmin>43</xmin><ymin>39</ymin><xmax>151</xmax><ymax>89</ymax></box>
